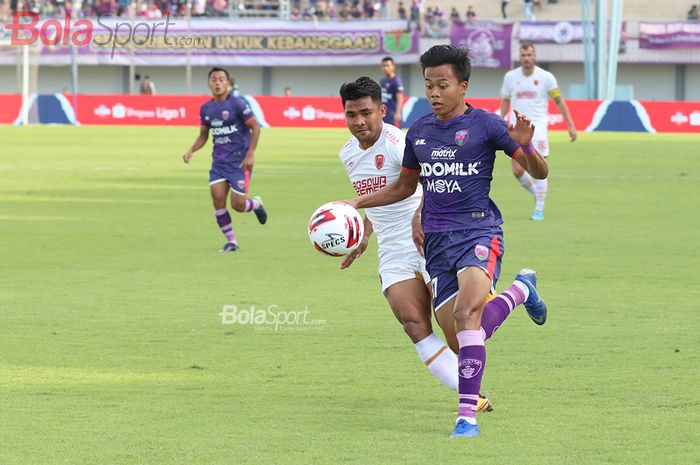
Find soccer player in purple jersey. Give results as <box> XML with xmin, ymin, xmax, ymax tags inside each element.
<box><xmin>343</xmin><ymin>45</ymin><xmax>549</xmax><ymax>438</ymax></box>
<box><xmin>380</xmin><ymin>56</ymin><xmax>405</xmax><ymax>127</ymax></box>
<box><xmin>183</xmin><ymin>67</ymin><xmax>267</xmax><ymax>253</ymax></box>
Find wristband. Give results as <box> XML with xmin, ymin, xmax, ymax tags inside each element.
<box><xmin>521</xmin><ymin>142</ymin><xmax>536</xmax><ymax>157</ymax></box>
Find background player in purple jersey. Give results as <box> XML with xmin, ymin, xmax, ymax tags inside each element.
<box><xmin>380</xmin><ymin>57</ymin><xmax>405</xmax><ymax>128</ymax></box>
<box><xmin>182</xmin><ymin>67</ymin><xmax>267</xmax><ymax>253</ymax></box>
<box><xmin>342</xmin><ymin>45</ymin><xmax>549</xmax><ymax>438</ymax></box>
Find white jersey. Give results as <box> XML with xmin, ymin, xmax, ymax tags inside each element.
<box><xmin>501</xmin><ymin>66</ymin><xmax>559</xmax><ymax>155</ymax></box>
<box><xmin>339</xmin><ymin>123</ymin><xmax>422</xmax><ymax>255</ymax></box>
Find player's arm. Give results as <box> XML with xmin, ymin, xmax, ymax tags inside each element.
<box><xmin>340</xmin><ymin>215</ymin><xmax>373</xmax><ymax>269</ymax></box>
<box><xmin>240</xmin><ymin>116</ymin><xmax>260</xmax><ymax>171</ymax></box>
<box><xmin>411</xmin><ymin>197</ymin><xmax>425</xmax><ymax>257</ymax></box>
<box><xmin>499</xmin><ymin>97</ymin><xmax>511</xmax><ymax>120</ymax></box>
<box><xmin>395</xmin><ymin>90</ymin><xmax>404</xmax><ymax>126</ymax></box>
<box><xmin>183</xmin><ymin>125</ymin><xmax>209</xmax><ymax>164</ymax></box>
<box><xmin>551</xmin><ymin>89</ymin><xmax>577</xmax><ymax>142</ymax></box>
<box><xmin>347</xmin><ymin>169</ymin><xmax>419</xmax><ymax>210</ymax></box>
<box><xmin>510</xmin><ymin>110</ymin><xmax>549</xmax><ymax>179</ymax></box>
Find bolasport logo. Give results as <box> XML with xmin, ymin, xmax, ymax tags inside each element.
<box><xmin>3</xmin><ymin>10</ymin><xmax>206</xmax><ymax>58</ymax></box>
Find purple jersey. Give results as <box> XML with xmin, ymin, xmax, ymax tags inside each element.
<box><xmin>402</xmin><ymin>106</ymin><xmax>522</xmax><ymax>233</ymax></box>
<box><xmin>380</xmin><ymin>76</ymin><xmax>404</xmax><ymax>122</ymax></box>
<box><xmin>199</xmin><ymin>94</ymin><xmax>254</xmax><ymax>164</ymax></box>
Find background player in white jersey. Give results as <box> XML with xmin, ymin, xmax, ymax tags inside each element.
<box><xmin>499</xmin><ymin>42</ymin><xmax>577</xmax><ymax>221</ymax></box>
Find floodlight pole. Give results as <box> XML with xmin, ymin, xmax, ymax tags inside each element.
<box><xmin>22</xmin><ymin>44</ymin><xmax>29</xmax><ymax>126</ymax></box>
<box><xmin>581</xmin><ymin>0</ymin><xmax>595</xmax><ymax>99</ymax></box>
<box><xmin>594</xmin><ymin>0</ymin><xmax>608</xmax><ymax>99</ymax></box>
<box><xmin>186</xmin><ymin>1</ymin><xmax>192</xmax><ymax>94</ymax></box>
<box><xmin>606</xmin><ymin>0</ymin><xmax>624</xmax><ymax>100</ymax></box>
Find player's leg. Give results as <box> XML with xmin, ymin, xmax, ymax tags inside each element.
<box><xmin>530</xmin><ymin>135</ymin><xmax>550</xmax><ymax>221</ymax></box>
<box><xmin>210</xmin><ymin>178</ymin><xmax>238</xmax><ymax>252</ymax></box>
<box><xmin>512</xmin><ymin>156</ymin><xmax>537</xmax><ymax>202</ymax></box>
<box><xmin>228</xmin><ymin>167</ymin><xmax>267</xmax><ymax>224</ymax></box>
<box><xmin>384</xmin><ymin>277</ymin><xmax>459</xmax><ymax>391</ymax></box>
<box><xmin>450</xmin><ymin>266</ymin><xmax>492</xmax><ymax>437</ymax></box>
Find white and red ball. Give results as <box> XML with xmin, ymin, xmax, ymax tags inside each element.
<box><xmin>308</xmin><ymin>202</ymin><xmax>364</xmax><ymax>257</ymax></box>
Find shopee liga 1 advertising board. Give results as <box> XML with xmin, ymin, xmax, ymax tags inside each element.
<box><xmin>1</xmin><ymin>93</ymin><xmax>699</xmax><ymax>133</ymax></box>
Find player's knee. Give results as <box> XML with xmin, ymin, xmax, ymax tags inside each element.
<box><xmin>453</xmin><ymin>303</ymin><xmax>482</xmax><ymax>327</ymax></box>
<box><xmin>402</xmin><ymin>319</ymin><xmax>432</xmax><ymax>342</ymax></box>
<box><xmin>230</xmin><ymin>196</ymin><xmax>246</xmax><ymax>212</ymax></box>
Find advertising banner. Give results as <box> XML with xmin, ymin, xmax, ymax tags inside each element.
<box><xmin>0</xmin><ymin>17</ymin><xmax>419</xmax><ymax>66</ymax></box>
<box><xmin>451</xmin><ymin>22</ymin><xmax>513</xmax><ymax>68</ymax></box>
<box><xmin>639</xmin><ymin>21</ymin><xmax>700</xmax><ymax>49</ymax></box>
<box><xmin>518</xmin><ymin>21</ymin><xmax>595</xmax><ymax>44</ymax></box>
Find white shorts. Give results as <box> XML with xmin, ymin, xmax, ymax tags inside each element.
<box><xmin>533</xmin><ymin>126</ymin><xmax>550</xmax><ymax>157</ymax></box>
<box><xmin>378</xmin><ymin>246</ymin><xmax>430</xmax><ymax>294</ymax></box>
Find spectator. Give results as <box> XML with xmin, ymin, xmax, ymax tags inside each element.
<box><xmin>449</xmin><ymin>6</ymin><xmax>460</xmax><ymax>23</ymax></box>
<box><xmin>148</xmin><ymin>1</ymin><xmax>162</xmax><ymax>18</ymax></box>
<box><xmin>408</xmin><ymin>0</ymin><xmax>420</xmax><ymax>31</ymax></box>
<box><xmin>466</xmin><ymin>4</ymin><xmax>476</xmax><ymax>22</ymax></box>
<box><xmin>524</xmin><ymin>0</ymin><xmax>533</xmax><ymax>20</ymax></box>
<box><xmin>193</xmin><ymin>0</ymin><xmax>206</xmax><ymax>16</ymax></box>
<box><xmin>397</xmin><ymin>0</ymin><xmax>406</xmax><ymax>20</ymax></box>
<box><xmin>688</xmin><ymin>4</ymin><xmax>699</xmax><ymax>20</ymax></box>
<box><xmin>140</xmin><ymin>75</ymin><xmax>156</xmax><ymax>95</ymax></box>
<box><xmin>501</xmin><ymin>0</ymin><xmax>509</xmax><ymax>19</ymax></box>
<box><xmin>284</xmin><ymin>86</ymin><xmax>293</xmax><ymax>97</ymax></box>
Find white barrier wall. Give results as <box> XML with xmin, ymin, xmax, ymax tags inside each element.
<box><xmin>1</xmin><ymin>63</ymin><xmax>699</xmax><ymax>101</ymax></box>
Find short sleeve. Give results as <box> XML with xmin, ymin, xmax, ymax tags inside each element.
<box><xmin>199</xmin><ymin>104</ymin><xmax>209</xmax><ymax>127</ymax></box>
<box><xmin>396</xmin><ymin>77</ymin><xmax>404</xmax><ymax>93</ymax></box>
<box><xmin>488</xmin><ymin>114</ymin><xmax>520</xmax><ymax>158</ymax></box>
<box><xmin>401</xmin><ymin>129</ymin><xmax>420</xmax><ymax>171</ymax></box>
<box><xmin>545</xmin><ymin>71</ymin><xmax>559</xmax><ymax>93</ymax></box>
<box><xmin>236</xmin><ymin>98</ymin><xmax>255</xmax><ymax>121</ymax></box>
<box><xmin>387</xmin><ymin>129</ymin><xmax>406</xmax><ymax>168</ymax></box>
<box><xmin>500</xmin><ymin>73</ymin><xmax>511</xmax><ymax>98</ymax></box>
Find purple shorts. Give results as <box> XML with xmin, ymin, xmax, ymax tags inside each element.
<box><xmin>209</xmin><ymin>161</ymin><xmax>250</xmax><ymax>195</ymax></box>
<box><xmin>424</xmin><ymin>227</ymin><xmax>504</xmax><ymax>311</ymax></box>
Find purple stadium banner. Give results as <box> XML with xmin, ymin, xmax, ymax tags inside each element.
<box><xmin>639</xmin><ymin>22</ymin><xmax>700</xmax><ymax>49</ymax></box>
<box><xmin>451</xmin><ymin>22</ymin><xmax>513</xmax><ymax>68</ymax></box>
<box><xmin>0</xmin><ymin>18</ymin><xmax>419</xmax><ymax>66</ymax></box>
<box><xmin>518</xmin><ymin>21</ymin><xmax>595</xmax><ymax>44</ymax></box>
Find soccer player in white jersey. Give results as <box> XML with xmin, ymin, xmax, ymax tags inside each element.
<box><xmin>499</xmin><ymin>42</ymin><xmax>577</xmax><ymax>221</ymax></box>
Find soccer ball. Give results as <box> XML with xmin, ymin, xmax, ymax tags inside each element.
<box><xmin>308</xmin><ymin>202</ymin><xmax>364</xmax><ymax>257</ymax></box>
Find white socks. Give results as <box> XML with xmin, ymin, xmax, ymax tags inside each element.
<box><xmin>534</xmin><ymin>178</ymin><xmax>548</xmax><ymax>212</ymax></box>
<box><xmin>518</xmin><ymin>172</ymin><xmax>537</xmax><ymax>197</ymax></box>
<box><xmin>518</xmin><ymin>173</ymin><xmax>548</xmax><ymax>212</ymax></box>
<box><xmin>415</xmin><ymin>333</ymin><xmax>458</xmax><ymax>391</ymax></box>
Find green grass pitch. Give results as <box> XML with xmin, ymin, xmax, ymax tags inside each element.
<box><xmin>0</xmin><ymin>126</ymin><xmax>698</xmax><ymax>465</ymax></box>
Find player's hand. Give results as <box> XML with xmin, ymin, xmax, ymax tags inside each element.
<box><xmin>340</xmin><ymin>236</ymin><xmax>368</xmax><ymax>269</ymax></box>
<box><xmin>183</xmin><ymin>151</ymin><xmax>193</xmax><ymax>164</ymax></box>
<box><xmin>569</xmin><ymin>126</ymin><xmax>578</xmax><ymax>142</ymax></box>
<box><xmin>339</xmin><ymin>199</ymin><xmax>359</xmax><ymax>210</ymax></box>
<box><xmin>240</xmin><ymin>152</ymin><xmax>254</xmax><ymax>171</ymax></box>
<box><xmin>508</xmin><ymin>109</ymin><xmax>535</xmax><ymax>146</ymax></box>
<box><xmin>412</xmin><ymin>212</ymin><xmax>424</xmax><ymax>257</ymax></box>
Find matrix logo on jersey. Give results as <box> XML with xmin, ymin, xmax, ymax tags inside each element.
<box><xmin>430</xmin><ymin>147</ymin><xmax>457</xmax><ymax>160</ymax></box>
<box><xmin>353</xmin><ymin>176</ymin><xmax>387</xmax><ymax>196</ymax></box>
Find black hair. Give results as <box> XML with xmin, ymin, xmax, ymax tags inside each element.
<box><xmin>381</xmin><ymin>56</ymin><xmax>395</xmax><ymax>64</ymax></box>
<box><xmin>339</xmin><ymin>76</ymin><xmax>383</xmax><ymax>107</ymax></box>
<box><xmin>419</xmin><ymin>45</ymin><xmax>471</xmax><ymax>83</ymax></box>
<box><xmin>208</xmin><ymin>67</ymin><xmax>231</xmax><ymax>80</ymax></box>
